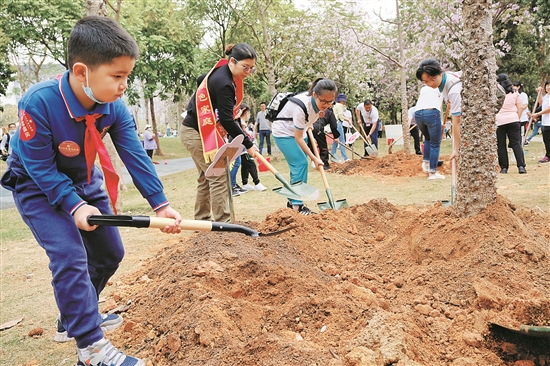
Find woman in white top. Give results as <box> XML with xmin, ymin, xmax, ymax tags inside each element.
<box><xmin>414</xmin><ymin>86</ymin><xmax>445</xmax><ymax>179</ymax></box>
<box><xmin>272</xmin><ymin>78</ymin><xmax>338</xmax><ymax>215</ymax></box>
<box><xmin>531</xmin><ymin>79</ymin><xmax>550</xmax><ymax>163</ymax></box>
<box><xmin>495</xmin><ymin>73</ymin><xmax>526</xmax><ymax>174</ymax></box>
<box><xmin>416</xmin><ymin>58</ymin><xmax>462</xmax><ymax>160</ymax></box>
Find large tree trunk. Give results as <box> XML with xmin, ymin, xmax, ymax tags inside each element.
<box><xmin>86</xmin><ymin>0</ymin><xmax>107</xmax><ymax>16</ymax></box>
<box><xmin>396</xmin><ymin>0</ymin><xmax>410</xmax><ymax>154</ymax></box>
<box><xmin>149</xmin><ymin>97</ymin><xmax>164</xmax><ymax>157</ymax></box>
<box><xmin>86</xmin><ymin>0</ymin><xmax>125</xmax><ymax>213</ymax></box>
<box><xmin>453</xmin><ymin>0</ymin><xmax>498</xmax><ymax>217</ymax></box>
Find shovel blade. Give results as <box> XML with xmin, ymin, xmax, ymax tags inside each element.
<box><xmin>273</xmin><ymin>181</ymin><xmax>320</xmax><ymax>201</ymax></box>
<box><xmin>317</xmin><ymin>199</ymin><xmax>349</xmax><ymax>211</ymax></box>
<box><xmin>365</xmin><ymin>145</ymin><xmax>379</xmax><ymax>157</ymax></box>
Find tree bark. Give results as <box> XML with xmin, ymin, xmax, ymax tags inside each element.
<box><xmin>149</xmin><ymin>97</ymin><xmax>164</xmax><ymax>157</ymax></box>
<box><xmin>86</xmin><ymin>0</ymin><xmax>125</xmax><ymax>213</ymax></box>
<box><xmin>86</xmin><ymin>0</ymin><xmax>107</xmax><ymax>16</ymax></box>
<box><xmin>396</xmin><ymin>0</ymin><xmax>410</xmax><ymax>154</ymax></box>
<box><xmin>453</xmin><ymin>0</ymin><xmax>498</xmax><ymax>217</ymax></box>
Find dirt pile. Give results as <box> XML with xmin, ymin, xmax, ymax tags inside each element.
<box><xmin>329</xmin><ymin>151</ymin><xmax>452</xmax><ymax>177</ymax></box>
<box><xmin>109</xmin><ymin>196</ymin><xmax>550</xmax><ymax>366</ymax></box>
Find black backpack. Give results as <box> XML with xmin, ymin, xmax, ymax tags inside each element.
<box><xmin>265</xmin><ymin>92</ymin><xmax>309</xmax><ymax>122</ymax></box>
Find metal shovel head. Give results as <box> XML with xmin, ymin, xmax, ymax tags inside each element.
<box><xmin>318</xmin><ymin>198</ymin><xmax>349</xmax><ymax>211</ymax></box>
<box><xmin>272</xmin><ymin>181</ymin><xmax>320</xmax><ymax>201</ymax></box>
<box><xmin>365</xmin><ymin>144</ymin><xmax>379</xmax><ymax>158</ymax></box>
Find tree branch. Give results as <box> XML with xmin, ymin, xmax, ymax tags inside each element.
<box><xmin>349</xmin><ymin>27</ymin><xmax>402</xmax><ymax>68</ymax></box>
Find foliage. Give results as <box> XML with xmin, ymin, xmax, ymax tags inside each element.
<box><xmin>0</xmin><ymin>0</ymin><xmax>84</xmax><ymax>69</ymax></box>
<box><xmin>123</xmin><ymin>0</ymin><xmax>196</xmax><ymax>104</ymax></box>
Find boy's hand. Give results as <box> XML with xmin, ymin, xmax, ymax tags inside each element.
<box><xmin>74</xmin><ymin>204</ymin><xmax>101</xmax><ymax>231</ymax></box>
<box><xmin>155</xmin><ymin>205</ymin><xmax>182</xmax><ymax>234</ymax></box>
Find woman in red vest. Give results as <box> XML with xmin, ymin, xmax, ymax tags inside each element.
<box><xmin>180</xmin><ymin>43</ymin><xmax>259</xmax><ymax>222</ymax></box>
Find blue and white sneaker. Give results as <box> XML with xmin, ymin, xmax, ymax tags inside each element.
<box><xmin>77</xmin><ymin>338</ymin><xmax>144</xmax><ymax>366</ymax></box>
<box><xmin>54</xmin><ymin>313</ymin><xmax>123</xmax><ymax>342</ymax></box>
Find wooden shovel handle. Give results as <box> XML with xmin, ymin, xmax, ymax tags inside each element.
<box><xmin>252</xmin><ymin>151</ymin><xmax>279</xmax><ymax>175</ymax></box>
<box><xmin>307</xmin><ymin>129</ymin><xmax>330</xmax><ymax>189</ymax></box>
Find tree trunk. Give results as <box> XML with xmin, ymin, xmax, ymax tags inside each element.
<box><xmin>256</xmin><ymin>0</ymin><xmax>277</xmax><ymax>97</ymax></box>
<box><xmin>453</xmin><ymin>0</ymin><xmax>498</xmax><ymax>217</ymax></box>
<box><xmin>86</xmin><ymin>0</ymin><xmax>125</xmax><ymax>213</ymax></box>
<box><xmin>86</xmin><ymin>0</ymin><xmax>107</xmax><ymax>16</ymax></box>
<box><xmin>149</xmin><ymin>97</ymin><xmax>164</xmax><ymax>157</ymax></box>
<box><xmin>396</xmin><ymin>0</ymin><xmax>410</xmax><ymax>154</ymax></box>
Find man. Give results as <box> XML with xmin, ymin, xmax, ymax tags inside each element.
<box><xmin>330</xmin><ymin>93</ymin><xmax>350</xmax><ymax>161</ymax></box>
<box><xmin>356</xmin><ymin>99</ymin><xmax>379</xmax><ymax>149</ymax></box>
<box><xmin>255</xmin><ymin>102</ymin><xmax>272</xmax><ymax>155</ymax></box>
<box><xmin>407</xmin><ymin>106</ymin><xmax>423</xmax><ymax>155</ymax></box>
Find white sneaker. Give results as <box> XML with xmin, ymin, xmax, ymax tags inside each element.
<box><xmin>242</xmin><ymin>184</ymin><xmax>255</xmax><ymax>191</ymax></box>
<box><xmin>254</xmin><ymin>183</ymin><xmax>267</xmax><ymax>191</ymax></box>
<box><xmin>422</xmin><ymin>161</ymin><xmax>429</xmax><ymax>173</ymax></box>
<box><xmin>77</xmin><ymin>338</ymin><xmax>144</xmax><ymax>366</ymax></box>
<box><xmin>428</xmin><ymin>172</ymin><xmax>445</xmax><ymax>180</ymax></box>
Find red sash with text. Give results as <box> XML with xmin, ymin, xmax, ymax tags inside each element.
<box><xmin>196</xmin><ymin>59</ymin><xmax>243</xmax><ymax>163</ymax></box>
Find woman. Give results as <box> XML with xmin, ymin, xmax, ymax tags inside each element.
<box><xmin>180</xmin><ymin>43</ymin><xmax>259</xmax><ymax>222</ymax></box>
<box><xmin>416</xmin><ymin>58</ymin><xmax>462</xmax><ymax>160</ymax></box>
<box><xmin>512</xmin><ymin>81</ymin><xmax>529</xmax><ymax>139</ymax></box>
<box><xmin>495</xmin><ymin>73</ymin><xmax>526</xmax><ymax>174</ymax></box>
<box><xmin>531</xmin><ymin>80</ymin><xmax>550</xmax><ymax>163</ymax></box>
<box><xmin>143</xmin><ymin>124</ymin><xmax>157</xmax><ymax>161</ymax></box>
<box><xmin>272</xmin><ymin>78</ymin><xmax>338</xmax><ymax>215</ymax></box>
<box><xmin>414</xmin><ymin>85</ymin><xmax>445</xmax><ymax>179</ymax></box>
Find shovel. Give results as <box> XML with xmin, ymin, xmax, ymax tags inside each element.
<box><xmin>326</xmin><ymin>134</ymin><xmax>367</xmax><ymax>160</ymax></box>
<box><xmin>307</xmin><ymin>129</ymin><xmax>349</xmax><ymax>211</ymax></box>
<box><xmin>490</xmin><ymin>323</ymin><xmax>550</xmax><ymax>338</ymax></box>
<box><xmin>351</xmin><ymin>124</ymin><xmax>378</xmax><ymax>157</ymax></box>
<box><xmin>253</xmin><ymin>152</ymin><xmax>319</xmax><ymax>201</ymax></box>
<box><xmin>388</xmin><ymin>125</ymin><xmax>416</xmax><ymax>154</ymax></box>
<box><xmin>87</xmin><ymin>215</ymin><xmax>295</xmax><ymax>237</ymax></box>
<box><xmin>442</xmin><ymin>143</ymin><xmax>457</xmax><ymax>207</ymax></box>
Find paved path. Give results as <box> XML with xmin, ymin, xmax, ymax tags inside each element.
<box><xmin>0</xmin><ymin>157</ymin><xmax>195</xmax><ymax>210</ymax></box>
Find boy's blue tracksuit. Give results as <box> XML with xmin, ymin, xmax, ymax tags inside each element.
<box><xmin>1</xmin><ymin>71</ymin><xmax>169</xmax><ymax>348</ymax></box>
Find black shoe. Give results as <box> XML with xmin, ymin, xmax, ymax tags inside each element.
<box><xmin>231</xmin><ymin>187</ymin><xmax>241</xmax><ymax>197</ymax></box>
<box><xmin>323</xmin><ymin>165</ymin><xmax>331</xmax><ymax>170</ymax></box>
<box><xmin>234</xmin><ymin>185</ymin><xmax>248</xmax><ymax>194</ymax></box>
<box><xmin>524</xmin><ymin>141</ymin><xmax>529</xmax><ymax>146</ymax></box>
<box><xmin>298</xmin><ymin>204</ymin><xmax>316</xmax><ymax>215</ymax></box>
<box><xmin>500</xmin><ymin>168</ymin><xmax>508</xmax><ymax>174</ymax></box>
<box><xmin>286</xmin><ymin>201</ymin><xmax>293</xmax><ymax>209</ymax></box>
<box><xmin>518</xmin><ymin>166</ymin><xmax>526</xmax><ymax>174</ymax></box>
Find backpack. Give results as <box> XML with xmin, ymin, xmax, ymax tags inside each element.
<box><xmin>265</xmin><ymin>92</ymin><xmax>309</xmax><ymax>122</ymax></box>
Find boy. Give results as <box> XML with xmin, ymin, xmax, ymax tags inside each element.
<box><xmin>0</xmin><ymin>16</ymin><xmax>182</xmax><ymax>366</ymax></box>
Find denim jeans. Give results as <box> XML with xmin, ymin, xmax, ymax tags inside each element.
<box><xmin>330</xmin><ymin>121</ymin><xmax>349</xmax><ymax>160</ymax></box>
<box><xmin>258</xmin><ymin>130</ymin><xmax>272</xmax><ymax>155</ymax></box>
<box><xmin>230</xmin><ymin>155</ymin><xmax>241</xmax><ymax>187</ymax></box>
<box><xmin>415</xmin><ymin>109</ymin><xmax>442</xmax><ymax>172</ymax></box>
<box><xmin>526</xmin><ymin>121</ymin><xmax>542</xmax><ymax>142</ymax></box>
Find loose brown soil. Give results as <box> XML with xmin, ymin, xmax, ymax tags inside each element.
<box><xmin>330</xmin><ymin>151</ymin><xmax>451</xmax><ymax>177</ymax></box>
<box><xmin>109</xmin><ymin>153</ymin><xmax>550</xmax><ymax>366</ymax></box>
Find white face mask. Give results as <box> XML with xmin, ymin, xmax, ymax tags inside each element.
<box><xmin>8</xmin><ymin>129</ymin><xmax>16</xmax><ymax>137</ymax></box>
<box><xmin>78</xmin><ymin>64</ymin><xmax>106</xmax><ymax>104</ymax></box>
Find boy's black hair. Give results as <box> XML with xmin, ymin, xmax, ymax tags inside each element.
<box><xmin>68</xmin><ymin>16</ymin><xmax>139</xmax><ymax>70</ymax></box>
